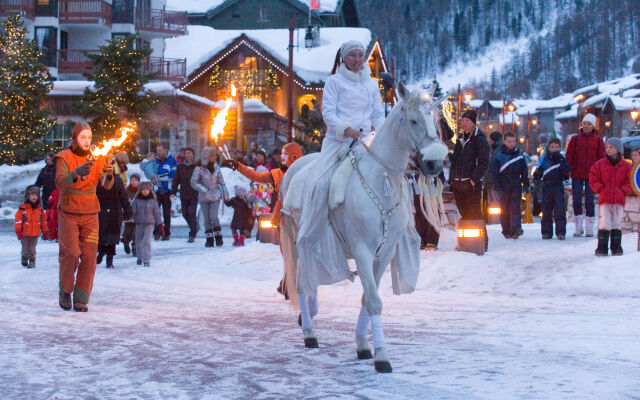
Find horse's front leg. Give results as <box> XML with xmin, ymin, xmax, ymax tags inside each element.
<box><xmin>298</xmin><ymin>290</ymin><xmax>318</xmax><ymax>348</ymax></box>
<box><xmin>354</xmin><ymin>247</ymin><xmax>392</xmax><ymax>373</ymax></box>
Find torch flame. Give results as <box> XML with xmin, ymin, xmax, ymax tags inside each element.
<box><xmin>210</xmin><ymin>84</ymin><xmax>237</xmax><ymax>142</ymax></box>
<box><xmin>90</xmin><ymin>122</ymin><xmax>136</xmax><ymax>157</ymax></box>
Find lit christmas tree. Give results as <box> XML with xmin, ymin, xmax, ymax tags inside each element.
<box><xmin>78</xmin><ymin>35</ymin><xmax>157</xmax><ymax>150</ymax></box>
<box><xmin>0</xmin><ymin>14</ymin><xmax>55</xmax><ymax>165</ymax></box>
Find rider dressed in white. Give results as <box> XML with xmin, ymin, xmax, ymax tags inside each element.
<box><xmin>290</xmin><ymin>40</ymin><xmax>385</xmax><ymax>288</ymax></box>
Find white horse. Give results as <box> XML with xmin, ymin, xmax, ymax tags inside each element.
<box><xmin>280</xmin><ymin>82</ymin><xmax>448</xmax><ymax>373</ymax></box>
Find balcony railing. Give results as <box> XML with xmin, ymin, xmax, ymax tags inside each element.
<box><xmin>0</xmin><ymin>0</ymin><xmax>35</xmax><ymax>19</ymax></box>
<box><xmin>59</xmin><ymin>0</ymin><xmax>111</xmax><ymax>26</ymax></box>
<box><xmin>136</xmin><ymin>8</ymin><xmax>187</xmax><ymax>36</ymax></box>
<box><xmin>58</xmin><ymin>49</ymin><xmax>100</xmax><ymax>74</ymax></box>
<box><xmin>143</xmin><ymin>57</ymin><xmax>186</xmax><ymax>81</ymax></box>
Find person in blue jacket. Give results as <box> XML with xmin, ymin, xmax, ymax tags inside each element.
<box><xmin>533</xmin><ymin>138</ymin><xmax>571</xmax><ymax>240</ymax></box>
<box><xmin>152</xmin><ymin>144</ymin><xmax>177</xmax><ymax>240</ymax></box>
<box><xmin>491</xmin><ymin>132</ymin><xmax>529</xmax><ymax>239</ymax></box>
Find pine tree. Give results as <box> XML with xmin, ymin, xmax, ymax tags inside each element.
<box><xmin>0</xmin><ymin>14</ymin><xmax>55</xmax><ymax>165</ymax></box>
<box><xmin>78</xmin><ymin>35</ymin><xmax>158</xmax><ymax>150</ymax></box>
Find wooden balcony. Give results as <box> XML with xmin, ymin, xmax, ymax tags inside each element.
<box><xmin>58</xmin><ymin>49</ymin><xmax>100</xmax><ymax>74</ymax></box>
<box><xmin>0</xmin><ymin>0</ymin><xmax>35</xmax><ymax>19</ymax></box>
<box><xmin>59</xmin><ymin>0</ymin><xmax>111</xmax><ymax>26</ymax></box>
<box><xmin>136</xmin><ymin>8</ymin><xmax>187</xmax><ymax>36</ymax></box>
<box><xmin>143</xmin><ymin>57</ymin><xmax>186</xmax><ymax>82</ymax></box>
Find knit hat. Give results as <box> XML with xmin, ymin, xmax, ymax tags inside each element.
<box><xmin>606</xmin><ymin>137</ymin><xmax>623</xmax><ymax>155</ymax></box>
<box><xmin>282</xmin><ymin>142</ymin><xmax>302</xmax><ymax>167</ymax></box>
<box><xmin>72</xmin><ymin>121</ymin><xmax>91</xmax><ymax>143</ymax></box>
<box><xmin>271</xmin><ymin>147</ymin><xmax>282</xmax><ymax>156</ymax></box>
<box><xmin>582</xmin><ymin>113</ymin><xmax>597</xmax><ymax>127</ymax></box>
<box><xmin>340</xmin><ymin>40</ymin><xmax>365</xmax><ymax>60</ymax></box>
<box><xmin>461</xmin><ymin>110</ymin><xmax>477</xmax><ymax>124</ymax></box>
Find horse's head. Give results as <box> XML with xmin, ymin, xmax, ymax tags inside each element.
<box><xmin>396</xmin><ymin>82</ymin><xmax>449</xmax><ymax>177</ymax></box>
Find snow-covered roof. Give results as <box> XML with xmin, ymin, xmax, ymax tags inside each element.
<box><xmin>488</xmin><ymin>100</ymin><xmax>505</xmax><ymax>109</ymax></box>
<box><xmin>603</xmin><ymin>95</ymin><xmax>639</xmax><ymax>111</ymax></box>
<box><xmin>48</xmin><ymin>80</ymin><xmax>216</xmax><ymax>108</ymax></box>
<box><xmin>582</xmin><ymin>92</ymin><xmax>609</xmax><ymax>108</ymax></box>
<box><xmin>623</xmin><ymin>88</ymin><xmax>640</xmax><ymax>98</ymax></box>
<box><xmin>212</xmin><ymin>98</ymin><xmax>275</xmax><ymax>114</ymax></box>
<box><xmin>165</xmin><ymin>25</ymin><xmax>373</xmax><ymax>85</ymax></box>
<box><xmin>516</xmin><ymin>94</ymin><xmax>575</xmax><ymax>116</ymax></box>
<box><xmin>166</xmin><ymin>0</ymin><xmax>340</xmax><ymax>14</ymax></box>
<box><xmin>572</xmin><ymin>74</ymin><xmax>640</xmax><ymax>99</ymax></box>
<box><xmin>556</xmin><ymin>104</ymin><xmax>579</xmax><ymax>120</ymax></box>
<box><xmin>467</xmin><ymin>99</ymin><xmax>484</xmax><ymax>108</ymax></box>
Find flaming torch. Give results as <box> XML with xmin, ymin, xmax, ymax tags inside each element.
<box><xmin>86</xmin><ymin>121</ymin><xmax>136</xmax><ymax>183</ymax></box>
<box><xmin>210</xmin><ymin>84</ymin><xmax>236</xmax><ymax>159</ymax></box>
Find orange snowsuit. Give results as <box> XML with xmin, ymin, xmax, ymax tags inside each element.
<box><xmin>14</xmin><ymin>203</ymin><xmax>47</xmax><ymax>239</ymax></box>
<box><xmin>237</xmin><ymin>164</ymin><xmax>285</xmax><ymax>227</ymax></box>
<box><xmin>54</xmin><ymin>148</ymin><xmax>112</xmax><ymax>305</ymax></box>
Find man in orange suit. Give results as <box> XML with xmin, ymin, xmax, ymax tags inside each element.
<box><xmin>55</xmin><ymin>122</ymin><xmax>114</xmax><ymax>312</ymax></box>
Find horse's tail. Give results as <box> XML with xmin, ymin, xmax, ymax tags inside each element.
<box><xmin>280</xmin><ymin>211</ymin><xmax>300</xmax><ymax>308</ymax></box>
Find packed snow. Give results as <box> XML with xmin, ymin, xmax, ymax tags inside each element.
<box><xmin>1</xmin><ymin>157</ymin><xmax>640</xmax><ymax>399</ymax></box>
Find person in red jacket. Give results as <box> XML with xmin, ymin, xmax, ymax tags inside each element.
<box><xmin>15</xmin><ymin>186</ymin><xmax>48</xmax><ymax>268</ymax></box>
<box><xmin>589</xmin><ymin>137</ymin><xmax>632</xmax><ymax>256</ymax></box>
<box><xmin>45</xmin><ymin>188</ymin><xmax>59</xmax><ymax>241</ymax></box>
<box><xmin>566</xmin><ymin>113</ymin><xmax>605</xmax><ymax>237</ymax></box>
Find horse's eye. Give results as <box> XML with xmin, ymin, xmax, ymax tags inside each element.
<box><xmin>410</xmin><ymin>120</ymin><xmax>417</xmax><ymax>125</ymax></box>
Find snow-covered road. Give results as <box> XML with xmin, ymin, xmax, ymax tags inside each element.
<box><xmin>1</xmin><ymin>224</ymin><xmax>639</xmax><ymax>399</ymax></box>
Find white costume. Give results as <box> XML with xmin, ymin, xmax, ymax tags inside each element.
<box><xmin>287</xmin><ymin>43</ymin><xmax>386</xmax><ymax>292</ymax></box>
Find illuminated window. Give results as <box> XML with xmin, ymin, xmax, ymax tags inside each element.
<box><xmin>239</xmin><ymin>56</ymin><xmax>257</xmax><ymax>70</ymax></box>
<box><xmin>37</xmin><ymin>0</ymin><xmax>50</xmax><ymax>5</ymax></box>
<box><xmin>298</xmin><ymin>94</ymin><xmax>317</xmax><ymax>113</ymax></box>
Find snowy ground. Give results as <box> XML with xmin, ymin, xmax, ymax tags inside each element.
<box><xmin>1</xmin><ymin>220</ymin><xmax>639</xmax><ymax>399</ymax></box>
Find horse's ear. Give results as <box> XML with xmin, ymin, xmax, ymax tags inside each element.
<box><xmin>397</xmin><ymin>81</ymin><xmax>409</xmax><ymax>102</ymax></box>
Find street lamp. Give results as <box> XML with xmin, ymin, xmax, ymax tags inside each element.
<box><xmin>304</xmin><ymin>26</ymin><xmax>314</xmax><ymax>48</ymax></box>
<box><xmin>465</xmin><ymin>93</ymin><xmax>472</xmax><ymax>102</ymax></box>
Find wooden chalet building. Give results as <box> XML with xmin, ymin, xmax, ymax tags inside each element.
<box><xmin>165</xmin><ymin>25</ymin><xmax>391</xmax><ymax>148</ymax></box>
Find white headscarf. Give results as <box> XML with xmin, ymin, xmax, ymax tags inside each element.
<box><xmin>339</xmin><ymin>40</ymin><xmax>365</xmax><ymax>61</ymax></box>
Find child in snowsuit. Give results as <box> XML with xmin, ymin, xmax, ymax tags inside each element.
<box><xmin>15</xmin><ymin>185</ymin><xmax>48</xmax><ymax>268</ymax></box>
<box><xmin>130</xmin><ymin>181</ymin><xmax>163</xmax><ymax>267</ymax></box>
<box><xmin>122</xmin><ymin>173</ymin><xmax>140</xmax><ymax>256</ymax></box>
<box><xmin>97</xmin><ymin>174</ymin><xmax>131</xmax><ymax>269</ymax></box>
<box><xmin>533</xmin><ymin>138</ymin><xmax>571</xmax><ymax>240</ymax></box>
<box><xmin>45</xmin><ymin>188</ymin><xmax>59</xmax><ymax>240</ymax></box>
<box><xmin>224</xmin><ymin>185</ymin><xmax>253</xmax><ymax>246</ymax></box>
<box><xmin>590</xmin><ymin>138</ymin><xmax>632</xmax><ymax>256</ymax></box>
<box><xmin>491</xmin><ymin>132</ymin><xmax>530</xmax><ymax>239</ymax></box>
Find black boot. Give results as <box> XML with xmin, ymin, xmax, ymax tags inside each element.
<box><xmin>595</xmin><ymin>230</ymin><xmax>610</xmax><ymax>256</ymax></box>
<box><xmin>96</xmin><ymin>251</ymin><xmax>104</xmax><ymax>264</ymax></box>
<box><xmin>205</xmin><ymin>229</ymin><xmax>214</xmax><ymax>247</ymax></box>
<box><xmin>132</xmin><ymin>242</ymin><xmax>136</xmax><ymax>257</ymax></box>
<box><xmin>214</xmin><ymin>227</ymin><xmax>223</xmax><ymax>247</ymax></box>
<box><xmin>610</xmin><ymin>229</ymin><xmax>623</xmax><ymax>256</ymax></box>
<box><xmin>123</xmin><ymin>240</ymin><xmax>131</xmax><ymax>254</ymax></box>
<box><xmin>21</xmin><ymin>256</ymin><xmax>28</xmax><ymax>267</ymax></box>
<box><xmin>106</xmin><ymin>254</ymin><xmax>114</xmax><ymax>269</ymax></box>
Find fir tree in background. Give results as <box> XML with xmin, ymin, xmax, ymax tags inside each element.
<box><xmin>0</xmin><ymin>14</ymin><xmax>55</xmax><ymax>165</ymax></box>
<box><xmin>78</xmin><ymin>35</ymin><xmax>158</xmax><ymax>151</ymax></box>
<box><xmin>297</xmin><ymin>101</ymin><xmax>325</xmax><ymax>153</ymax></box>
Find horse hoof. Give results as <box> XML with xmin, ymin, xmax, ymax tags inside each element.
<box><xmin>298</xmin><ymin>313</ymin><xmax>302</xmax><ymax>327</ymax></box>
<box><xmin>357</xmin><ymin>350</ymin><xmax>373</xmax><ymax>360</ymax></box>
<box><xmin>304</xmin><ymin>337</ymin><xmax>319</xmax><ymax>348</ymax></box>
<box><xmin>374</xmin><ymin>360</ymin><xmax>392</xmax><ymax>373</ymax></box>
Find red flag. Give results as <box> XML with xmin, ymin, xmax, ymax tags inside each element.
<box><xmin>310</xmin><ymin>0</ymin><xmax>320</xmax><ymax>10</ymax></box>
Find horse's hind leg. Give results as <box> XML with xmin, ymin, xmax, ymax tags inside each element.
<box><xmin>298</xmin><ymin>291</ymin><xmax>318</xmax><ymax>348</ymax></box>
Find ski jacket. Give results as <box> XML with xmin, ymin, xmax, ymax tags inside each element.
<box><xmin>131</xmin><ymin>196</ymin><xmax>163</xmax><ymax>225</ymax></box>
<box><xmin>155</xmin><ymin>153</ymin><xmax>177</xmax><ymax>194</ymax></box>
<box><xmin>191</xmin><ymin>163</ymin><xmax>229</xmax><ymax>203</ymax></box>
<box><xmin>172</xmin><ymin>161</ymin><xmax>198</xmax><ymax>200</ymax></box>
<box><xmin>533</xmin><ymin>152</ymin><xmax>571</xmax><ymax>191</ymax></box>
<box><xmin>589</xmin><ymin>157</ymin><xmax>632</xmax><ymax>205</ymax></box>
<box><xmin>566</xmin><ymin>129</ymin><xmax>605</xmax><ymax>180</ymax></box>
<box><xmin>450</xmin><ymin>126</ymin><xmax>490</xmax><ymax>184</ymax></box>
<box><xmin>15</xmin><ymin>203</ymin><xmax>47</xmax><ymax>239</ymax></box>
<box><xmin>322</xmin><ymin>64</ymin><xmax>385</xmax><ymax>143</ymax></box>
<box><xmin>224</xmin><ymin>196</ymin><xmax>253</xmax><ymax>230</ymax></box>
<box><xmin>54</xmin><ymin>148</ymin><xmax>111</xmax><ymax>214</ymax></box>
<box><xmin>491</xmin><ymin>144</ymin><xmax>529</xmax><ymax>189</ymax></box>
